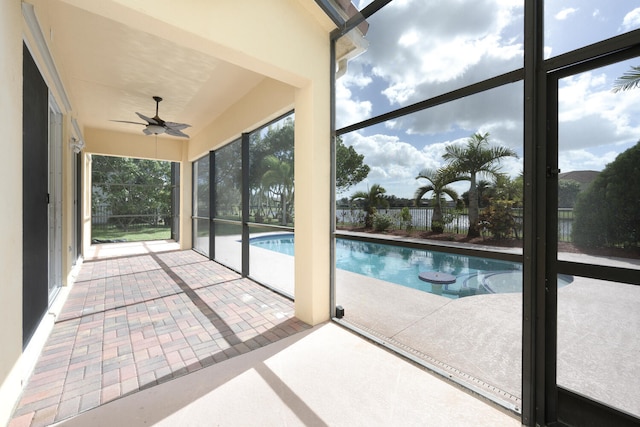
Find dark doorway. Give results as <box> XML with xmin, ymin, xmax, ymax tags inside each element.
<box><xmin>22</xmin><ymin>43</ymin><xmax>50</xmax><ymax>347</ymax></box>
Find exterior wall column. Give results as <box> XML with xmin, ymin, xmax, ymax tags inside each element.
<box><xmin>0</xmin><ymin>1</ymin><xmax>24</xmax><ymax>424</ymax></box>
<box><xmin>294</xmin><ymin>81</ymin><xmax>331</xmax><ymax>325</ymax></box>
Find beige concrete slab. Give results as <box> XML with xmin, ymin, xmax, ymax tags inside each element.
<box><xmin>337</xmin><ymin>268</ymin><xmax>523</xmax><ymax>408</ymax></box>
<box><xmin>54</xmin><ymin>323</ymin><xmax>521</xmax><ymax>427</ymax></box>
<box><xmin>336</xmin><ymin>269</ymin><xmax>451</xmax><ymax>338</ymax></box>
<box><xmin>557</xmin><ymin>278</ymin><xmax>640</xmax><ymax>417</ymax></box>
<box><xmin>392</xmin><ymin>293</ymin><xmax>522</xmax><ymax>400</ymax></box>
<box><xmin>338</xmin><ymin>267</ymin><xmax>640</xmax><ymax>417</ymax></box>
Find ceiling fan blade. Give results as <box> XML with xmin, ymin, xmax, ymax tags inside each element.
<box><xmin>165</xmin><ymin>127</ymin><xmax>190</xmax><ymax>138</ymax></box>
<box><xmin>110</xmin><ymin>120</ymin><xmax>146</xmax><ymax>126</ymax></box>
<box><xmin>164</xmin><ymin>121</ymin><xmax>191</xmax><ymax>131</ymax></box>
<box><xmin>115</xmin><ymin>98</ymin><xmax>187</xmax><ymax>137</ymax></box>
<box><xmin>136</xmin><ymin>112</ymin><xmax>159</xmax><ymax>125</ymax></box>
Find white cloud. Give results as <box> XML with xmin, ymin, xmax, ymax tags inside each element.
<box><xmin>497</xmin><ymin>155</ymin><xmax>523</xmax><ymax>178</ymax></box>
<box><xmin>398</xmin><ymin>29</ymin><xmax>420</xmax><ymax>47</ymax></box>
<box><xmin>348</xmin><ymin>132</ymin><xmax>434</xmax><ymax>174</ymax></box>
<box><xmin>341</xmin><ymin>132</ymin><xmax>446</xmax><ymax>198</ymax></box>
<box><xmin>359</xmin><ymin>0</ymin><xmax>524</xmax><ymax>106</ymax></box>
<box><xmin>558</xmin><ymin>70</ymin><xmax>640</xmax><ymax>151</ymax></box>
<box><xmin>622</xmin><ymin>8</ymin><xmax>640</xmax><ymax>31</ymax></box>
<box><xmin>335</xmin><ymin>72</ymin><xmax>373</xmax><ymax>128</ymax></box>
<box><xmin>559</xmin><ymin>149</ymin><xmax>618</xmax><ymax>173</ymax></box>
<box><xmin>385</xmin><ymin>82</ymin><xmax>525</xmax><ymax>152</ymax></box>
<box><xmin>335</xmin><ymin>1</ymin><xmax>640</xmax><ymax>198</ymax></box>
<box><xmin>341</xmin><ymin>71</ymin><xmax>372</xmax><ymax>89</ymax></box>
<box><xmin>337</xmin><ymin>0</ymin><xmax>526</xmax><ymax>124</ymax></box>
<box><xmin>555</xmin><ymin>8</ymin><xmax>578</xmax><ymax>21</ymax></box>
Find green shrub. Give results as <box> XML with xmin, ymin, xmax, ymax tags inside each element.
<box><xmin>479</xmin><ymin>200</ymin><xmax>518</xmax><ymax>240</ymax></box>
<box><xmin>573</xmin><ymin>141</ymin><xmax>640</xmax><ymax>248</ymax></box>
<box><xmin>572</xmin><ymin>142</ymin><xmax>640</xmax><ymax>247</ymax></box>
<box><xmin>372</xmin><ymin>213</ymin><xmax>393</xmax><ymax>232</ymax></box>
<box><xmin>399</xmin><ymin>207</ymin><xmax>413</xmax><ymax>231</ymax></box>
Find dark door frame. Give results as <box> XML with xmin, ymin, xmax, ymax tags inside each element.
<box><xmin>22</xmin><ymin>43</ymin><xmax>50</xmax><ymax>348</ymax></box>
<box><xmin>544</xmin><ymin>45</ymin><xmax>640</xmax><ymax>427</ymax></box>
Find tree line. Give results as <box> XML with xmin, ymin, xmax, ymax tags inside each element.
<box><xmin>348</xmin><ymin>132</ymin><xmax>519</xmax><ymax>239</ymax></box>
<box><xmin>344</xmin><ymin>131</ymin><xmax>639</xmax><ymax>249</ymax></box>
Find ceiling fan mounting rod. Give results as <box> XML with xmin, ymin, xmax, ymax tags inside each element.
<box><xmin>153</xmin><ymin>96</ymin><xmax>162</xmax><ymax>117</ymax></box>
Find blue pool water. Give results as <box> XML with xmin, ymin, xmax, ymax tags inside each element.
<box><xmin>249</xmin><ymin>233</ymin><xmax>563</xmax><ymax>299</ymax></box>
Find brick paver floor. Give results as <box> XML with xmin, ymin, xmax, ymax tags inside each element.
<box><xmin>10</xmin><ymin>246</ymin><xmax>308</xmax><ymax>427</ymax></box>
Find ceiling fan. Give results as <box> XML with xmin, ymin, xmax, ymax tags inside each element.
<box><xmin>112</xmin><ymin>96</ymin><xmax>191</xmax><ymax>138</ymax></box>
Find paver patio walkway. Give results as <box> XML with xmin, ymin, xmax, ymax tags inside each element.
<box><xmin>10</xmin><ymin>243</ymin><xmax>308</xmax><ymax>427</ymax></box>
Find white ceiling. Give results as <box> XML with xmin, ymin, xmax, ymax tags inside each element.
<box><xmin>45</xmin><ymin>0</ymin><xmax>267</xmax><ymax>139</ymax></box>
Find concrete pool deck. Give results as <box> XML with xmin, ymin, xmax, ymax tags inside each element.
<box><xmin>339</xmin><ymin>262</ymin><xmax>640</xmax><ymax>417</ymax></box>
<box><xmin>241</xmin><ymin>233</ymin><xmax>640</xmax><ymax>416</ymax></box>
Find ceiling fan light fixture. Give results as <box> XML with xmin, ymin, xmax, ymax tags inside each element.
<box><xmin>111</xmin><ymin>96</ymin><xmax>190</xmax><ymax>138</ymax></box>
<box><xmin>147</xmin><ymin>124</ymin><xmax>165</xmax><ymax>134</ymax></box>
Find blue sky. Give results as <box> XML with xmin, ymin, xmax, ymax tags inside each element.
<box><xmin>336</xmin><ymin>0</ymin><xmax>640</xmax><ymax>199</ymax></box>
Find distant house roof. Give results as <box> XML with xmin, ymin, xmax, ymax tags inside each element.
<box><xmin>559</xmin><ymin>170</ymin><xmax>599</xmax><ymax>191</ymax></box>
<box><xmin>558</xmin><ymin>170</ymin><xmax>599</xmax><ymax>184</ymax></box>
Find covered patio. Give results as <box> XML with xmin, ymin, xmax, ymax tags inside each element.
<box><xmin>9</xmin><ymin>242</ymin><xmax>309</xmax><ymax>426</ymax></box>
<box><xmin>9</xmin><ymin>242</ymin><xmax>519</xmax><ymax>426</ymax></box>
<box><xmin>3</xmin><ymin>1</ymin><xmax>343</xmax><ymax>423</ymax></box>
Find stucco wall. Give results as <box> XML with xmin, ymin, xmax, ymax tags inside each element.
<box><xmin>85</xmin><ymin>128</ymin><xmax>185</xmax><ymax>162</ymax></box>
<box><xmin>189</xmin><ymin>78</ymin><xmax>295</xmax><ymax>159</ymax></box>
<box><xmin>0</xmin><ymin>0</ymin><xmax>25</xmax><ymax>424</ymax></box>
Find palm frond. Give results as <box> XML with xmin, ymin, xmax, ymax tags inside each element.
<box><xmin>415</xmin><ymin>168</ymin><xmax>438</xmax><ymax>181</ymax></box>
<box><xmin>350</xmin><ymin>191</ymin><xmax>369</xmax><ymax>201</ymax></box>
<box><xmin>414</xmin><ymin>185</ymin><xmax>435</xmax><ymax>205</ymax></box>
<box><xmin>612</xmin><ymin>66</ymin><xmax>640</xmax><ymax>93</ymax></box>
<box><xmin>441</xmin><ymin>187</ymin><xmax>460</xmax><ymax>202</ymax></box>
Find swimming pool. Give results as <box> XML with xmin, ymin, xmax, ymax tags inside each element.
<box><xmin>250</xmin><ymin>233</ymin><xmax>570</xmax><ymax>299</ymax></box>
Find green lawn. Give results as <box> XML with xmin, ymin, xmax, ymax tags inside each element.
<box><xmin>92</xmin><ymin>226</ymin><xmax>171</xmax><ymax>242</ymax></box>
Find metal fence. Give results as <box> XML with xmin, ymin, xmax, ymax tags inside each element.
<box><xmin>558</xmin><ymin>209</ymin><xmax>574</xmax><ymax>242</ymax></box>
<box><xmin>92</xmin><ymin>204</ymin><xmax>171</xmax><ymax>230</ymax></box>
<box><xmin>336</xmin><ymin>207</ymin><xmax>469</xmax><ymax>234</ymax></box>
<box><xmin>337</xmin><ymin>207</ymin><xmax>575</xmax><ymax>242</ymax></box>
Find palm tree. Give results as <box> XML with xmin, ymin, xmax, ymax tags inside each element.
<box><xmin>350</xmin><ymin>183</ymin><xmax>388</xmax><ymax>228</ymax></box>
<box><xmin>476</xmin><ymin>179</ymin><xmax>492</xmax><ymax>208</ymax></box>
<box><xmin>414</xmin><ymin>167</ymin><xmax>466</xmax><ymax>233</ymax></box>
<box><xmin>491</xmin><ymin>173</ymin><xmax>523</xmax><ymax>204</ymax></box>
<box><xmin>443</xmin><ymin>132</ymin><xmax>518</xmax><ymax>237</ymax></box>
<box><xmin>261</xmin><ymin>155</ymin><xmax>294</xmax><ymax>225</ymax></box>
<box><xmin>612</xmin><ymin>66</ymin><xmax>640</xmax><ymax>93</ymax></box>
